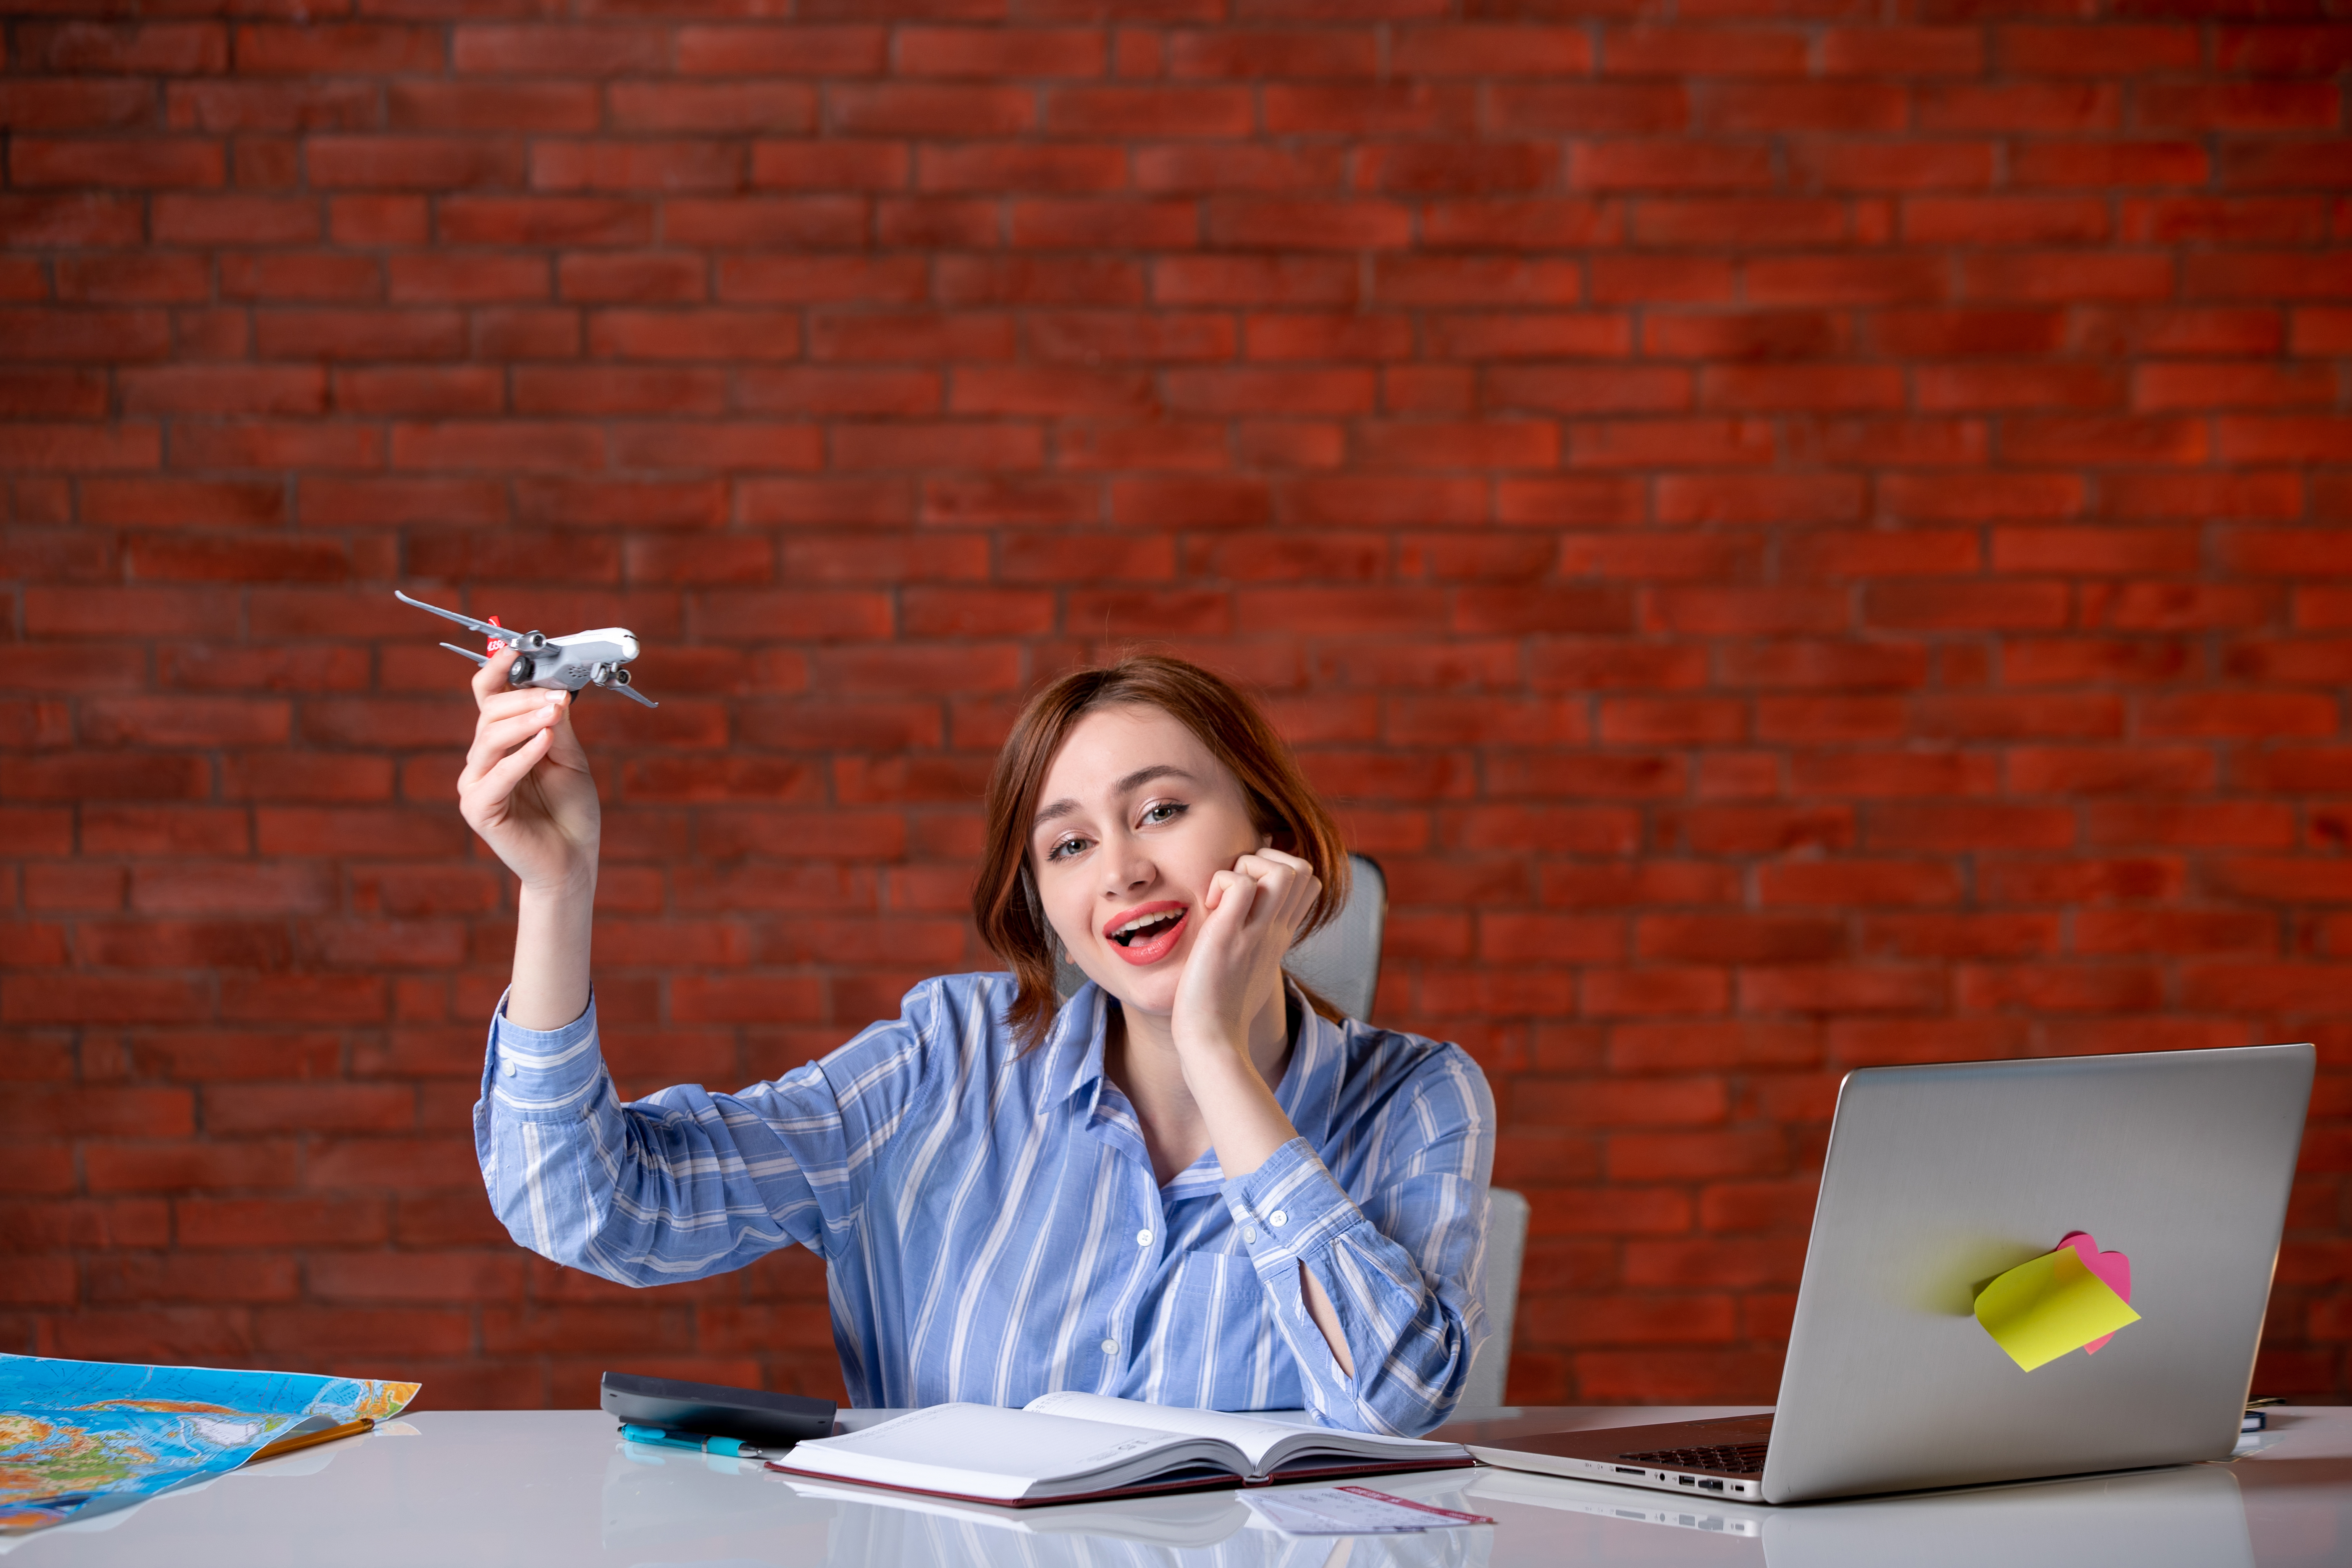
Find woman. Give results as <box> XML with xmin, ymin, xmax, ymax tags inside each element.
<box><xmin>466</xmin><ymin>651</ymin><xmax>1493</xmax><ymax>1436</ymax></box>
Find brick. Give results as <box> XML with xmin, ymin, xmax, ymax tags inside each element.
<box><xmin>0</xmin><ymin>1086</ymin><xmax>193</xmax><ymax>1137</ymax></box>
<box><xmin>676</xmin><ymin>26</ymin><xmax>885</xmax><ymax>76</ymax></box>
<box><xmin>1963</xmin><ymin>252</ymin><xmax>2175</xmax><ymax>304</ymax></box>
<box><xmin>1</xmin><ymin>192</ymin><xmax>144</xmax><ymax>247</ymax></box>
<box><xmin>238</xmin><ymin>23</ymin><xmax>440</xmax><ymax>74</ymax></box>
<box><xmin>1905</xmin><ymin>196</ymin><xmax>2110</xmax><ymax>245</ymax></box>
<box><xmin>256</xmin><ymin>309</ymin><xmax>466</xmax><ymax>362</ymax></box>
<box><xmin>1487</xmin><ymin>365</ymin><xmax>1689</xmax><ymax>414</ymax></box>
<box><xmin>899</xmin><ymin>26</ymin><xmax>1105</xmax><ymax>77</ymax></box>
<box><xmin>439</xmin><ymin>197</ymin><xmax>651</xmax><ymax>247</ymax></box>
<box><xmin>1788</xmin><ymin>140</ymin><xmax>1994</xmax><ymax>192</ymax></box>
<box><xmin>532</xmin><ymin>140</ymin><xmax>747</xmax><ymax>194</ymax></box>
<box><xmin>307</xmin><ymin>137</ymin><xmax>522</xmax><ymax>192</ymax></box>
<box><xmin>1610</xmin><ymin>1131</ymin><xmax>1788</xmax><ymax>1183</ymax></box>
<box><xmin>28</xmin><ymin>21</ymin><xmax>225</xmax><ymax>74</ymax></box>
<box><xmin>836</xmin><ymin>84</ymin><xmax>1036</xmax><ymax>137</ymax></box>
<box><xmin>1206</xmin><ymin>199</ymin><xmax>1413</xmax><ymax>251</ymax></box>
<box><xmin>1744</xmin><ymin>255</ymin><xmax>1945</xmax><ymax>306</ymax></box>
<box><xmin>1820</xmin><ymin>26</ymin><xmax>1981</xmax><ymax>74</ymax></box>
<box><xmin>1919</xmin><ymin>82</ymin><xmax>2117</xmax><ymax>134</ymax></box>
<box><xmin>1158</xmin><ymin>27</ymin><xmax>1369</xmax><ymax>76</ymax></box>
<box><xmin>1488</xmin><ymin>83</ymin><xmax>1685</xmax><ymax>137</ymax></box>
<box><xmin>0</xmin><ymin>309</ymin><xmax>172</xmax><ymax>362</ymax></box>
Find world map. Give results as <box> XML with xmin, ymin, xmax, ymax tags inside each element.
<box><xmin>0</xmin><ymin>1355</ymin><xmax>420</xmax><ymax>1535</ymax></box>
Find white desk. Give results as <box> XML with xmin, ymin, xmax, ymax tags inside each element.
<box><xmin>10</xmin><ymin>1406</ymin><xmax>2350</xmax><ymax>1566</ymax></box>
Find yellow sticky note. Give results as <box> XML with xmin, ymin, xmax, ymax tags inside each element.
<box><xmin>1973</xmin><ymin>1244</ymin><xmax>2142</xmax><ymax>1372</ymax></box>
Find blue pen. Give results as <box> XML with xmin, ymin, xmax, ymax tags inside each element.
<box><xmin>619</xmin><ymin>1423</ymin><xmax>778</xmax><ymax>1460</ymax></box>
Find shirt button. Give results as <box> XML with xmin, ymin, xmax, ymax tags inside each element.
<box><xmin>1270</xmin><ymin>1210</ymin><xmax>1288</xmax><ymax>1228</ymax></box>
<box><xmin>1135</xmin><ymin>1229</ymin><xmax>1152</xmax><ymax>1248</ymax></box>
<box><xmin>1100</xmin><ymin>1339</ymin><xmax>1118</xmax><ymax>1356</ymax></box>
<box><xmin>1243</xmin><ymin>1227</ymin><xmax>1258</xmax><ymax>1243</ymax></box>
<box><xmin>501</xmin><ymin>1061</ymin><xmax>517</xmax><ymax>1077</ymax></box>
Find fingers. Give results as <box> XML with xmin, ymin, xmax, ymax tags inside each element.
<box><xmin>460</xmin><ymin>726</ymin><xmax>555</xmax><ymax>822</ymax></box>
<box><xmin>1242</xmin><ymin>847</ymin><xmax>1314</xmax><ymax>876</ymax></box>
<box><xmin>1230</xmin><ymin>851</ymin><xmax>1320</xmax><ymax>933</ymax></box>
<box><xmin>472</xmin><ymin>644</ymin><xmax>521</xmax><ymax>705</ymax></box>
<box><xmin>461</xmin><ymin>691</ymin><xmax>567</xmax><ymax>790</ymax></box>
<box><xmin>1202</xmin><ymin>867</ymin><xmax>1255</xmax><ymax>925</ymax></box>
<box><xmin>479</xmin><ymin>686</ymin><xmax>556</xmax><ymax>725</ymax></box>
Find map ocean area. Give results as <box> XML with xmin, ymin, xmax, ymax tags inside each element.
<box><xmin>0</xmin><ymin>1355</ymin><xmax>420</xmax><ymax>1535</ymax></box>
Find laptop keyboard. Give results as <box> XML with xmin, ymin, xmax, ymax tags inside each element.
<box><xmin>1615</xmin><ymin>1442</ymin><xmax>1770</xmax><ymax>1476</ymax></box>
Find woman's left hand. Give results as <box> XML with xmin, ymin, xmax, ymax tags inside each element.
<box><xmin>1170</xmin><ymin>846</ymin><xmax>1320</xmax><ymax>1064</ymax></box>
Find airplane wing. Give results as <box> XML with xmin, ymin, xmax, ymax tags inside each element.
<box><xmin>396</xmin><ymin>590</ymin><xmax>510</xmax><ymax>641</ymax></box>
<box><xmin>438</xmin><ymin>641</ymin><xmax>490</xmax><ymax>667</ymax></box>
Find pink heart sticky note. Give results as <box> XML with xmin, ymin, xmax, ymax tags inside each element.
<box><xmin>2057</xmin><ymin>1232</ymin><xmax>2132</xmax><ymax>1353</ymax></box>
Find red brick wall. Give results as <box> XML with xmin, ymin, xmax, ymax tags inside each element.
<box><xmin>5</xmin><ymin>5</ymin><xmax>2350</xmax><ymax>1412</ymax></box>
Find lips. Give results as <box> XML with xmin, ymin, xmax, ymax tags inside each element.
<box><xmin>1102</xmin><ymin>901</ymin><xmax>1188</xmax><ymax>967</ymax></box>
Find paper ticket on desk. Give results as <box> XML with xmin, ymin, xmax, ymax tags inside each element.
<box><xmin>1242</xmin><ymin>1486</ymin><xmax>1494</xmax><ymax>1535</ymax></box>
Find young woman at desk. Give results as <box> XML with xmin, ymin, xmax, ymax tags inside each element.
<box><xmin>462</xmin><ymin>654</ymin><xmax>1493</xmax><ymax>1437</ymax></box>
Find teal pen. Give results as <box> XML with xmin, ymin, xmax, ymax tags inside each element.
<box><xmin>619</xmin><ymin>1423</ymin><xmax>778</xmax><ymax>1460</ymax></box>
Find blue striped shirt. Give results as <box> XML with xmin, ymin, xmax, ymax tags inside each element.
<box><xmin>474</xmin><ymin>973</ymin><xmax>1494</xmax><ymax>1436</ymax></box>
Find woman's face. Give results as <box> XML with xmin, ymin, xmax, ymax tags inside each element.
<box><xmin>1029</xmin><ymin>703</ymin><xmax>1270</xmax><ymax>1020</ymax></box>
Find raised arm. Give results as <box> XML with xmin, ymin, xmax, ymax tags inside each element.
<box><xmin>456</xmin><ymin>645</ymin><xmax>600</xmax><ymax>1029</ymax></box>
<box><xmin>475</xmin><ymin>978</ymin><xmax>945</xmax><ymax>1287</ymax></box>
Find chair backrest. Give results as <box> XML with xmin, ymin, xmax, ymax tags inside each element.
<box><xmin>1055</xmin><ymin>853</ymin><xmax>1389</xmax><ymax>1019</ymax></box>
<box><xmin>1459</xmin><ymin>1187</ymin><xmax>1529</xmax><ymax>1410</ymax></box>
<box><xmin>1283</xmin><ymin>853</ymin><xmax>1386</xmax><ymax>1022</ymax></box>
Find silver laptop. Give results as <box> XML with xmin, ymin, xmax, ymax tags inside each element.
<box><xmin>1467</xmin><ymin>1043</ymin><xmax>2314</xmax><ymax>1504</ymax></box>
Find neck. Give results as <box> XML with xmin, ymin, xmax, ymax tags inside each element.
<box><xmin>1106</xmin><ymin>981</ymin><xmax>1293</xmax><ymax>1184</ymax></box>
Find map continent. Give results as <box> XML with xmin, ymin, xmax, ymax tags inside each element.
<box><xmin>0</xmin><ymin>1355</ymin><xmax>421</xmax><ymax>1534</ymax></box>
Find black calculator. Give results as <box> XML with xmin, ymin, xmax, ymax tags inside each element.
<box><xmin>600</xmin><ymin>1371</ymin><xmax>837</xmax><ymax>1447</ymax></box>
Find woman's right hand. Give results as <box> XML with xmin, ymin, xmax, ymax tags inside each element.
<box><xmin>457</xmin><ymin>648</ymin><xmax>601</xmax><ymax>896</ymax></box>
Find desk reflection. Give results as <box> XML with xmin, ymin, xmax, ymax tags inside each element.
<box><xmin>601</xmin><ymin>1443</ymin><xmax>1493</xmax><ymax>1568</ymax></box>
<box><xmin>1465</xmin><ymin>1460</ymin><xmax>2250</xmax><ymax>1568</ymax></box>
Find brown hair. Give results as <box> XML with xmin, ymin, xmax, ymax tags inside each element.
<box><xmin>973</xmin><ymin>655</ymin><xmax>1352</xmax><ymax>1048</ymax></box>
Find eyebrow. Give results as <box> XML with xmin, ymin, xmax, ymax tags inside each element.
<box><xmin>1032</xmin><ymin>765</ymin><xmax>1197</xmax><ymax>830</ymax></box>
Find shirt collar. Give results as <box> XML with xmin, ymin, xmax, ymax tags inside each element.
<box><xmin>1271</xmin><ymin>983</ymin><xmax>1344</xmax><ymax>1149</ymax></box>
<box><xmin>1032</xmin><ymin>981</ymin><xmax>1110</xmax><ymax>1120</ymax></box>
<box><xmin>1032</xmin><ymin>976</ymin><xmax>1344</xmax><ymax>1141</ymax></box>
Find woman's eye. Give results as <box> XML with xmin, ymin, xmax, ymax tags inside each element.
<box><xmin>1047</xmin><ymin>836</ymin><xmax>1090</xmax><ymax>861</ymax></box>
<box><xmin>1141</xmin><ymin>801</ymin><xmax>1187</xmax><ymax>827</ymax></box>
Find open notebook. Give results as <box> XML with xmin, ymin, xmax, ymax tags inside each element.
<box><xmin>770</xmin><ymin>1393</ymin><xmax>1472</xmax><ymax>1507</ymax></box>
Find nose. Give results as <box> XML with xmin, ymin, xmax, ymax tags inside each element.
<box><xmin>1098</xmin><ymin>833</ymin><xmax>1155</xmax><ymax>900</ymax></box>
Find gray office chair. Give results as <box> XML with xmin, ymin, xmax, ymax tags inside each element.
<box><xmin>1459</xmin><ymin>1187</ymin><xmax>1528</xmax><ymax>1410</ymax></box>
<box><xmin>1285</xmin><ymin>851</ymin><xmax>1387</xmax><ymax>1021</ymax></box>
<box><xmin>1052</xmin><ymin>851</ymin><xmax>1528</xmax><ymax>1406</ymax></box>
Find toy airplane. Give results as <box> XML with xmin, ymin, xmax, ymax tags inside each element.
<box><xmin>395</xmin><ymin>591</ymin><xmax>657</xmax><ymax>708</ymax></box>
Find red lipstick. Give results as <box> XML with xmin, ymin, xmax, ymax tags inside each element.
<box><xmin>1101</xmin><ymin>901</ymin><xmax>1188</xmax><ymax>967</ymax></box>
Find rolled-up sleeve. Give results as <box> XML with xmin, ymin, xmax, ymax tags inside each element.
<box><xmin>1221</xmin><ymin>1051</ymin><xmax>1494</xmax><ymax>1436</ymax></box>
<box><xmin>472</xmin><ymin>984</ymin><xmax>933</xmax><ymax>1288</ymax></box>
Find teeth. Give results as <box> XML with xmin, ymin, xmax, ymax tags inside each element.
<box><xmin>1114</xmin><ymin>910</ymin><xmax>1180</xmax><ymax>938</ymax></box>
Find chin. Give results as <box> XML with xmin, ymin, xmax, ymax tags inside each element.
<box><xmin>1084</xmin><ymin>950</ymin><xmax>1183</xmax><ymax>1018</ymax></box>
<box><xmin>1098</xmin><ymin>972</ymin><xmax>1178</xmax><ymax>1018</ymax></box>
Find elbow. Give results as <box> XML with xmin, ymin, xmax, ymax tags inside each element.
<box><xmin>1346</xmin><ymin>1313</ymin><xmax>1483</xmax><ymax>1438</ymax></box>
<box><xmin>490</xmin><ymin>1195</ymin><xmax>646</xmax><ymax>1287</ymax></box>
<box><xmin>480</xmin><ymin>1148</ymin><xmax>625</xmax><ymax>1283</ymax></box>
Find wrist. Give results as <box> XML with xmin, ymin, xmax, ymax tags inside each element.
<box><xmin>518</xmin><ymin>863</ymin><xmax>597</xmax><ymax>908</ymax></box>
<box><xmin>1173</xmin><ymin>1033</ymin><xmax>1270</xmax><ymax>1098</ymax></box>
<box><xmin>1170</xmin><ymin>1016</ymin><xmax>1248</xmax><ymax>1061</ymax></box>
